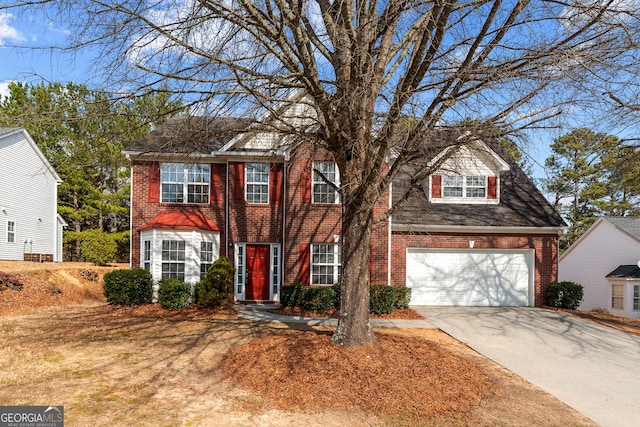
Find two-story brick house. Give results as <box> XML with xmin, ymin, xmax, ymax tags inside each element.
<box><xmin>125</xmin><ymin>103</ymin><xmax>565</xmax><ymax>307</ymax></box>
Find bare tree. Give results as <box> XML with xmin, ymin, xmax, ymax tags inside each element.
<box><xmin>3</xmin><ymin>0</ymin><xmax>640</xmax><ymax>346</ymax></box>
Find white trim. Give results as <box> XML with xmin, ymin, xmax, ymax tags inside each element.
<box><xmin>234</xmin><ymin>243</ymin><xmax>281</xmax><ymax>301</ymax></box>
<box><xmin>428</xmin><ymin>138</ymin><xmax>510</xmax><ymax>172</ymax></box>
<box><xmin>392</xmin><ymin>224</ymin><xmax>564</xmax><ymax>234</ymax></box>
<box><xmin>244</xmin><ymin>162</ymin><xmax>270</xmax><ymax>204</ymax></box>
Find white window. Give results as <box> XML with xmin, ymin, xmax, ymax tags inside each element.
<box><xmin>236</xmin><ymin>245</ymin><xmax>245</xmax><ymax>293</ymax></box>
<box><xmin>634</xmin><ymin>285</ymin><xmax>640</xmax><ymax>311</ymax></box>
<box><xmin>612</xmin><ymin>283</ymin><xmax>624</xmax><ymax>310</ymax></box>
<box><xmin>161</xmin><ymin>163</ymin><xmax>210</xmax><ymax>204</ymax></box>
<box><xmin>161</xmin><ymin>240</ymin><xmax>186</xmax><ymax>281</ymax></box>
<box><xmin>7</xmin><ymin>221</ymin><xmax>15</xmax><ymax>243</ymax></box>
<box><xmin>142</xmin><ymin>240</ymin><xmax>151</xmax><ymax>271</ymax></box>
<box><xmin>313</xmin><ymin>162</ymin><xmax>340</xmax><ymax>204</ymax></box>
<box><xmin>200</xmin><ymin>241</ymin><xmax>215</xmax><ymax>280</ymax></box>
<box><xmin>272</xmin><ymin>245</ymin><xmax>280</xmax><ymax>294</ymax></box>
<box><xmin>443</xmin><ymin>175</ymin><xmax>486</xmax><ymax>198</ymax></box>
<box><xmin>311</xmin><ymin>243</ymin><xmax>342</xmax><ymax>285</ymax></box>
<box><xmin>245</xmin><ymin>163</ymin><xmax>269</xmax><ymax>204</ymax></box>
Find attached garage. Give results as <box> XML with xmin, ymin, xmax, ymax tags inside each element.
<box><xmin>406</xmin><ymin>248</ymin><xmax>534</xmax><ymax>306</ymax></box>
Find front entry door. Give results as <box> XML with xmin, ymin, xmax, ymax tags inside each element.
<box><xmin>245</xmin><ymin>245</ymin><xmax>270</xmax><ymax>300</ymax></box>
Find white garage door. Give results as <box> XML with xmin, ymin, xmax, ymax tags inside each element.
<box><xmin>406</xmin><ymin>249</ymin><xmax>534</xmax><ymax>306</ymax></box>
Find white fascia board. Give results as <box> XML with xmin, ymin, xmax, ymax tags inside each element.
<box><xmin>392</xmin><ymin>224</ymin><xmax>564</xmax><ymax>235</ymax></box>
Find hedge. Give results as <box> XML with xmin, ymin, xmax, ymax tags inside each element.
<box><xmin>103</xmin><ymin>268</ymin><xmax>153</xmax><ymax>306</ymax></box>
<box><xmin>547</xmin><ymin>281</ymin><xmax>584</xmax><ymax>310</ymax></box>
<box><xmin>158</xmin><ymin>278</ymin><xmax>192</xmax><ymax>310</ymax></box>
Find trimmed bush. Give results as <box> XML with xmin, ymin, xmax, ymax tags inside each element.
<box><xmin>303</xmin><ymin>286</ymin><xmax>337</xmax><ymax>312</ymax></box>
<box><xmin>369</xmin><ymin>284</ymin><xmax>395</xmax><ymax>315</ymax></box>
<box><xmin>547</xmin><ymin>281</ymin><xmax>584</xmax><ymax>310</ymax></box>
<box><xmin>158</xmin><ymin>278</ymin><xmax>191</xmax><ymax>310</ymax></box>
<box><xmin>280</xmin><ymin>284</ymin><xmax>307</xmax><ymax>307</ymax></box>
<box><xmin>81</xmin><ymin>230</ymin><xmax>117</xmax><ymax>266</ymax></box>
<box><xmin>391</xmin><ymin>286</ymin><xmax>412</xmax><ymax>309</ymax></box>
<box><xmin>103</xmin><ymin>268</ymin><xmax>153</xmax><ymax>306</ymax></box>
<box><xmin>197</xmin><ymin>257</ymin><xmax>235</xmax><ymax>308</ymax></box>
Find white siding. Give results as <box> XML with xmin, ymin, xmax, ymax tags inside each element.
<box><xmin>559</xmin><ymin>219</ymin><xmax>640</xmax><ymax>311</ymax></box>
<box><xmin>0</xmin><ymin>130</ymin><xmax>60</xmax><ymax>261</ymax></box>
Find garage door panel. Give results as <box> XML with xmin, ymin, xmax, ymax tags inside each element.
<box><xmin>407</xmin><ymin>249</ymin><xmax>533</xmax><ymax>306</ymax></box>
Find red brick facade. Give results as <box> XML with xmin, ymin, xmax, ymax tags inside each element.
<box><xmin>129</xmin><ymin>144</ymin><xmax>558</xmax><ymax>306</ymax></box>
<box><xmin>390</xmin><ymin>232</ymin><xmax>559</xmax><ymax>306</ymax></box>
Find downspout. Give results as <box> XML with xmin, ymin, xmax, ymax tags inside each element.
<box><xmin>281</xmin><ymin>159</ymin><xmax>288</xmax><ymax>287</ymax></box>
<box><xmin>225</xmin><ymin>160</ymin><xmax>230</xmax><ymax>259</ymax></box>
<box><xmin>129</xmin><ymin>162</ymin><xmax>133</xmax><ymax>267</ymax></box>
<box><xmin>388</xmin><ymin>181</ymin><xmax>392</xmax><ymax>286</ymax></box>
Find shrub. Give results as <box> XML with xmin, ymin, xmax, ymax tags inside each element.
<box><xmin>103</xmin><ymin>268</ymin><xmax>153</xmax><ymax>306</ymax></box>
<box><xmin>158</xmin><ymin>278</ymin><xmax>191</xmax><ymax>310</ymax></box>
<box><xmin>369</xmin><ymin>284</ymin><xmax>395</xmax><ymax>315</ymax></box>
<box><xmin>547</xmin><ymin>281</ymin><xmax>584</xmax><ymax>310</ymax></box>
<box><xmin>280</xmin><ymin>284</ymin><xmax>306</xmax><ymax>307</ymax></box>
<box><xmin>303</xmin><ymin>286</ymin><xmax>337</xmax><ymax>312</ymax></box>
<box><xmin>198</xmin><ymin>257</ymin><xmax>235</xmax><ymax>308</ymax></box>
<box><xmin>391</xmin><ymin>286</ymin><xmax>412</xmax><ymax>309</ymax></box>
<box><xmin>81</xmin><ymin>230</ymin><xmax>117</xmax><ymax>266</ymax></box>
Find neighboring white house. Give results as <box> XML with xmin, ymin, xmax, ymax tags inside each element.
<box><xmin>0</xmin><ymin>127</ymin><xmax>65</xmax><ymax>262</ymax></box>
<box><xmin>559</xmin><ymin>217</ymin><xmax>640</xmax><ymax>318</ymax></box>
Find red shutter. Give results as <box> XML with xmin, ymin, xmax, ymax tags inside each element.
<box><xmin>233</xmin><ymin>162</ymin><xmax>245</xmax><ymax>203</ymax></box>
<box><xmin>210</xmin><ymin>164</ymin><xmax>223</xmax><ymax>204</ymax></box>
<box><xmin>431</xmin><ymin>175</ymin><xmax>442</xmax><ymax>198</ymax></box>
<box><xmin>487</xmin><ymin>176</ymin><xmax>497</xmax><ymax>199</ymax></box>
<box><xmin>298</xmin><ymin>243</ymin><xmax>310</xmax><ymax>284</ymax></box>
<box><xmin>148</xmin><ymin>162</ymin><xmax>160</xmax><ymax>203</ymax></box>
<box><xmin>300</xmin><ymin>161</ymin><xmax>312</xmax><ymax>203</ymax></box>
<box><xmin>270</xmin><ymin>164</ymin><xmax>283</xmax><ymax>205</ymax></box>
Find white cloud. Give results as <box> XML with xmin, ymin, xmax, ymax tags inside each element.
<box><xmin>0</xmin><ymin>12</ymin><xmax>26</xmax><ymax>46</ymax></box>
<box><xmin>0</xmin><ymin>80</ymin><xmax>12</xmax><ymax>99</ymax></box>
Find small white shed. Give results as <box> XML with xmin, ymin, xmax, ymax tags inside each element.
<box><xmin>559</xmin><ymin>217</ymin><xmax>640</xmax><ymax>317</ymax></box>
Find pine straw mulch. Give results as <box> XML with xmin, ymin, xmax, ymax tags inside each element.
<box><xmin>221</xmin><ymin>329</ymin><xmax>496</xmax><ymax>422</ymax></box>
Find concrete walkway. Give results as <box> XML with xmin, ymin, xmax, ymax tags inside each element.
<box><xmin>236</xmin><ymin>304</ymin><xmax>640</xmax><ymax>427</ymax></box>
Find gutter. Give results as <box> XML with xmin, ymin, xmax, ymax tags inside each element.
<box><xmin>392</xmin><ymin>224</ymin><xmax>565</xmax><ymax>235</ymax></box>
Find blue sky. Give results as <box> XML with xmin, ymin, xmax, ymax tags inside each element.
<box><xmin>0</xmin><ymin>8</ymin><xmax>597</xmax><ymax>187</ymax></box>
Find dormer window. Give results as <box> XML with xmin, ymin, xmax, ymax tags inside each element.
<box><xmin>431</xmin><ymin>174</ymin><xmax>498</xmax><ymax>204</ymax></box>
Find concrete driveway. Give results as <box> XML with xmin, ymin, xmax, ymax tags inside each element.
<box><xmin>414</xmin><ymin>306</ymin><xmax>640</xmax><ymax>427</ymax></box>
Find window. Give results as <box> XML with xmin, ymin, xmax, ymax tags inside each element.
<box><xmin>311</xmin><ymin>243</ymin><xmax>341</xmax><ymax>285</ymax></box>
<box><xmin>142</xmin><ymin>240</ymin><xmax>151</xmax><ymax>271</ymax></box>
<box><xmin>200</xmin><ymin>241</ymin><xmax>214</xmax><ymax>280</ymax></box>
<box><xmin>634</xmin><ymin>285</ymin><xmax>640</xmax><ymax>311</ymax></box>
<box><xmin>612</xmin><ymin>283</ymin><xmax>624</xmax><ymax>310</ymax></box>
<box><xmin>6</xmin><ymin>221</ymin><xmax>15</xmax><ymax>243</ymax></box>
<box><xmin>443</xmin><ymin>175</ymin><xmax>486</xmax><ymax>198</ymax></box>
<box><xmin>161</xmin><ymin>240</ymin><xmax>185</xmax><ymax>280</ymax></box>
<box><xmin>161</xmin><ymin>163</ymin><xmax>210</xmax><ymax>204</ymax></box>
<box><xmin>245</xmin><ymin>163</ymin><xmax>269</xmax><ymax>204</ymax></box>
<box><xmin>313</xmin><ymin>161</ymin><xmax>340</xmax><ymax>203</ymax></box>
<box><xmin>236</xmin><ymin>245</ymin><xmax>245</xmax><ymax>293</ymax></box>
<box><xmin>272</xmin><ymin>245</ymin><xmax>280</xmax><ymax>294</ymax></box>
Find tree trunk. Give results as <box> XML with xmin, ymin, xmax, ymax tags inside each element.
<box><xmin>332</xmin><ymin>198</ymin><xmax>376</xmax><ymax>347</ymax></box>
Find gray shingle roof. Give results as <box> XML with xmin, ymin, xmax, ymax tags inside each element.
<box><xmin>603</xmin><ymin>217</ymin><xmax>640</xmax><ymax>240</ymax></box>
<box><xmin>125</xmin><ymin>116</ymin><xmax>254</xmax><ymax>154</ymax></box>
<box><xmin>392</xmin><ymin>133</ymin><xmax>566</xmax><ymax>229</ymax></box>
<box><xmin>606</xmin><ymin>265</ymin><xmax>640</xmax><ymax>279</ymax></box>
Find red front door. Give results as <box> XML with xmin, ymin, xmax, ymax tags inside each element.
<box><xmin>245</xmin><ymin>245</ymin><xmax>270</xmax><ymax>301</ymax></box>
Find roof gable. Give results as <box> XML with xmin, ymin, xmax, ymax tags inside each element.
<box><xmin>0</xmin><ymin>127</ymin><xmax>62</xmax><ymax>182</ymax></box>
<box><xmin>606</xmin><ymin>265</ymin><xmax>640</xmax><ymax>279</ymax></box>
<box><xmin>560</xmin><ymin>217</ymin><xmax>640</xmax><ymax>261</ymax></box>
<box><xmin>392</xmin><ymin>131</ymin><xmax>565</xmax><ymax>230</ymax></box>
<box><xmin>429</xmin><ymin>137</ymin><xmax>510</xmax><ymax>175</ymax></box>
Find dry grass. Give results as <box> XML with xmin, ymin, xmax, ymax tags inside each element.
<box><xmin>0</xmin><ymin>261</ymin><xmax>603</xmax><ymax>426</ymax></box>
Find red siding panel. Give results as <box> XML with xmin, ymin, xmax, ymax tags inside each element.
<box><xmin>298</xmin><ymin>242</ymin><xmax>310</xmax><ymax>284</ymax></box>
<box><xmin>270</xmin><ymin>164</ymin><xmax>283</xmax><ymax>205</ymax></box>
<box><xmin>210</xmin><ymin>163</ymin><xmax>223</xmax><ymax>204</ymax></box>
<box><xmin>431</xmin><ymin>175</ymin><xmax>442</xmax><ymax>198</ymax></box>
<box><xmin>233</xmin><ymin>162</ymin><xmax>245</xmax><ymax>203</ymax></box>
<box><xmin>148</xmin><ymin>162</ymin><xmax>160</xmax><ymax>203</ymax></box>
<box><xmin>487</xmin><ymin>176</ymin><xmax>497</xmax><ymax>199</ymax></box>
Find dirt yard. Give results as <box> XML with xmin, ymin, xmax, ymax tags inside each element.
<box><xmin>0</xmin><ymin>261</ymin><xmax>602</xmax><ymax>426</ymax></box>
